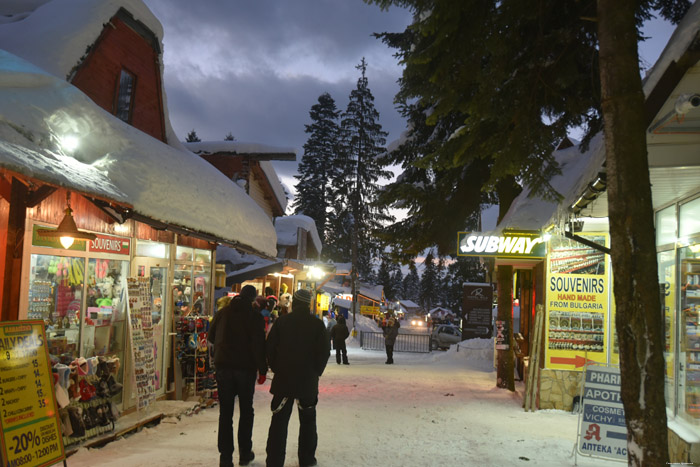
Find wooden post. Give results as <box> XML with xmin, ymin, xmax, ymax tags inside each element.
<box><xmin>1</xmin><ymin>178</ymin><xmax>27</xmax><ymax>322</ymax></box>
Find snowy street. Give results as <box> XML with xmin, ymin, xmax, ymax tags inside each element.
<box><xmin>66</xmin><ymin>338</ymin><xmax>616</xmax><ymax>467</ymax></box>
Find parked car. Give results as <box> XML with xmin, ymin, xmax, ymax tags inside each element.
<box><xmin>431</xmin><ymin>324</ymin><xmax>462</xmax><ymax>349</ymax></box>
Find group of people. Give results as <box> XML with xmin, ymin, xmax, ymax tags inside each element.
<box><xmin>209</xmin><ymin>285</ymin><xmax>330</xmax><ymax>467</ymax></box>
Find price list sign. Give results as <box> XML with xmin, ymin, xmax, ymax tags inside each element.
<box><xmin>0</xmin><ymin>321</ymin><xmax>65</xmax><ymax>467</ymax></box>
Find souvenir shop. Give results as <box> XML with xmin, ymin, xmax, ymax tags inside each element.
<box><xmin>15</xmin><ymin>191</ymin><xmax>219</xmax><ymax>448</ymax></box>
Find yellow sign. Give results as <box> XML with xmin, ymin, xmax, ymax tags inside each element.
<box><xmin>0</xmin><ymin>321</ymin><xmax>65</xmax><ymax>467</ymax></box>
<box><xmin>545</xmin><ymin>234</ymin><xmax>610</xmax><ymax>371</ymax></box>
<box><xmin>360</xmin><ymin>306</ymin><xmax>381</xmax><ymax>316</ymax></box>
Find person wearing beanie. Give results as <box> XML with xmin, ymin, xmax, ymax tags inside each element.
<box><xmin>265</xmin><ymin>288</ymin><xmax>330</xmax><ymax>467</ymax></box>
<box><xmin>209</xmin><ymin>286</ymin><xmax>267</xmax><ymax>467</ymax></box>
<box><xmin>330</xmin><ymin>315</ymin><xmax>350</xmax><ymax>365</ymax></box>
<box><xmin>381</xmin><ymin>315</ymin><xmax>401</xmax><ymax>364</ymax></box>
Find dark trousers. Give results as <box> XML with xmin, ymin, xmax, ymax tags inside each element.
<box><xmin>216</xmin><ymin>368</ymin><xmax>256</xmax><ymax>465</ymax></box>
<box><xmin>335</xmin><ymin>345</ymin><xmax>348</xmax><ymax>364</ymax></box>
<box><xmin>266</xmin><ymin>394</ymin><xmax>318</xmax><ymax>467</ymax></box>
<box><xmin>385</xmin><ymin>344</ymin><xmax>394</xmax><ymax>363</ymax></box>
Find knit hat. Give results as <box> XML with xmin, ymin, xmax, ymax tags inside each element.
<box><xmin>293</xmin><ymin>289</ymin><xmax>312</xmax><ymax>304</ymax></box>
<box><xmin>240</xmin><ymin>285</ymin><xmax>257</xmax><ymax>302</ymax></box>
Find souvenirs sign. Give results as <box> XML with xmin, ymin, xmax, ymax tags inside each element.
<box><xmin>0</xmin><ymin>321</ymin><xmax>65</xmax><ymax>467</ymax></box>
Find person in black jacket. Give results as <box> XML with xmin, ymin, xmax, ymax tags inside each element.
<box><xmin>381</xmin><ymin>316</ymin><xmax>400</xmax><ymax>364</ymax></box>
<box><xmin>265</xmin><ymin>289</ymin><xmax>330</xmax><ymax>467</ymax></box>
<box><xmin>330</xmin><ymin>315</ymin><xmax>350</xmax><ymax>365</ymax></box>
<box><xmin>209</xmin><ymin>285</ymin><xmax>267</xmax><ymax>467</ymax></box>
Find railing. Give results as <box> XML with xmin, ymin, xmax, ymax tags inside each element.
<box><xmin>359</xmin><ymin>331</ymin><xmax>431</xmax><ymax>353</ymax></box>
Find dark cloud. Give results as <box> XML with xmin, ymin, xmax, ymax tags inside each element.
<box><xmin>143</xmin><ymin>0</ymin><xmax>412</xmax><ymax>188</ymax></box>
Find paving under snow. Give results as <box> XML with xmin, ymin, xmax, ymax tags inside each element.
<box><xmin>66</xmin><ymin>316</ymin><xmax>617</xmax><ymax>467</ymax></box>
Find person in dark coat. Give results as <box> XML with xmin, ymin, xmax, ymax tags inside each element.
<box><xmin>265</xmin><ymin>289</ymin><xmax>330</xmax><ymax>467</ymax></box>
<box><xmin>209</xmin><ymin>285</ymin><xmax>267</xmax><ymax>467</ymax></box>
<box><xmin>382</xmin><ymin>316</ymin><xmax>400</xmax><ymax>364</ymax></box>
<box><xmin>330</xmin><ymin>315</ymin><xmax>350</xmax><ymax>365</ymax></box>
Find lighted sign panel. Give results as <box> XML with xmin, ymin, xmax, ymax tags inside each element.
<box><xmin>545</xmin><ymin>233</ymin><xmax>610</xmax><ymax>371</ymax></box>
<box><xmin>457</xmin><ymin>231</ymin><xmax>546</xmax><ymax>258</ymax></box>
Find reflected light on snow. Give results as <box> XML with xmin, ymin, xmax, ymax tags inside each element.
<box><xmin>61</xmin><ymin>134</ymin><xmax>79</xmax><ymax>152</ymax></box>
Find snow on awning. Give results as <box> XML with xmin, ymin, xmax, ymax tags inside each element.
<box><xmin>0</xmin><ymin>51</ymin><xmax>277</xmax><ymax>257</ymax></box>
<box><xmin>496</xmin><ymin>133</ymin><xmax>606</xmax><ymax>233</ymax></box>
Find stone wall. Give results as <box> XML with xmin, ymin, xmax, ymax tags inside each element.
<box><xmin>538</xmin><ymin>369</ymin><xmax>582</xmax><ymax>410</ymax></box>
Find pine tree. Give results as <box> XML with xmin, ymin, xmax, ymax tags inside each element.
<box><xmin>376</xmin><ymin>256</ymin><xmax>393</xmax><ymax>301</ymax></box>
<box><xmin>185</xmin><ymin>129</ymin><xmax>201</xmax><ymax>143</ymax></box>
<box><xmin>294</xmin><ymin>93</ymin><xmax>340</xmax><ymax>252</ymax></box>
<box><xmin>390</xmin><ymin>263</ymin><xmax>404</xmax><ymax>301</ymax></box>
<box><xmin>335</xmin><ymin>58</ymin><xmax>393</xmax><ymax>279</ymax></box>
<box><xmin>224</xmin><ymin>132</ymin><xmax>235</xmax><ymax>141</ymax></box>
<box><xmin>444</xmin><ymin>256</ymin><xmax>486</xmax><ymax>313</ymax></box>
<box><xmin>402</xmin><ymin>263</ymin><xmax>420</xmax><ymax>302</ymax></box>
<box><xmin>419</xmin><ymin>250</ymin><xmax>438</xmax><ymax>311</ymax></box>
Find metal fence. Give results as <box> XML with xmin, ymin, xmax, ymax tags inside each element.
<box><xmin>359</xmin><ymin>331</ymin><xmax>431</xmax><ymax>353</ymax></box>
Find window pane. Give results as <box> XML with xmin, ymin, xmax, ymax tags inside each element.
<box><xmin>658</xmin><ymin>250</ymin><xmax>675</xmax><ymax>413</ymax></box>
<box><xmin>115</xmin><ymin>69</ymin><xmax>134</xmax><ymax>122</ymax></box>
<box><xmin>679</xmin><ymin>243</ymin><xmax>700</xmax><ymax>430</ymax></box>
<box><xmin>656</xmin><ymin>205</ymin><xmax>677</xmax><ymax>246</ymax></box>
<box><xmin>680</xmin><ymin>197</ymin><xmax>700</xmax><ymax>239</ymax></box>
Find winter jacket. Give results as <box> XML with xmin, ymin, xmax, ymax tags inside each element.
<box><xmin>330</xmin><ymin>321</ymin><xmax>350</xmax><ymax>349</ymax></box>
<box><xmin>266</xmin><ymin>305</ymin><xmax>330</xmax><ymax>399</ymax></box>
<box><xmin>382</xmin><ymin>320</ymin><xmax>400</xmax><ymax>346</ymax></box>
<box><xmin>209</xmin><ymin>296</ymin><xmax>267</xmax><ymax>375</ymax></box>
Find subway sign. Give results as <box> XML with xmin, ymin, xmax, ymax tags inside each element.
<box><xmin>457</xmin><ymin>231</ymin><xmax>547</xmax><ymax>258</ymax></box>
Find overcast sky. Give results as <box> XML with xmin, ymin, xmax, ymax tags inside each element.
<box><xmin>142</xmin><ymin>0</ymin><xmax>677</xmax><ymax>201</ymax></box>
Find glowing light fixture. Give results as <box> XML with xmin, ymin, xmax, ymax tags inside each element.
<box><xmin>61</xmin><ymin>134</ymin><xmax>79</xmax><ymax>152</ymax></box>
<box><xmin>307</xmin><ymin>266</ymin><xmax>325</xmax><ymax>280</ymax></box>
<box><xmin>37</xmin><ymin>192</ymin><xmax>96</xmax><ymax>249</ymax></box>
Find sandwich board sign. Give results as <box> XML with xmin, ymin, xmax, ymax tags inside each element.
<box><xmin>0</xmin><ymin>321</ymin><xmax>65</xmax><ymax>467</ymax></box>
<box><xmin>576</xmin><ymin>364</ymin><xmax>627</xmax><ymax>462</ymax></box>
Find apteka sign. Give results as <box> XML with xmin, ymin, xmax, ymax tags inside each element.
<box><xmin>457</xmin><ymin>231</ymin><xmax>547</xmax><ymax>258</ymax></box>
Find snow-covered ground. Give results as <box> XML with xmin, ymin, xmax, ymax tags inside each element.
<box><xmin>67</xmin><ymin>315</ymin><xmax>617</xmax><ymax>467</ymax></box>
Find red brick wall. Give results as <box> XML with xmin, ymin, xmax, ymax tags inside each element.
<box><xmin>71</xmin><ymin>16</ymin><xmax>166</xmax><ymax>142</ymax></box>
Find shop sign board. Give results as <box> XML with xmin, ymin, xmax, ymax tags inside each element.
<box><xmin>88</xmin><ymin>234</ymin><xmax>130</xmax><ymax>255</ymax></box>
<box><xmin>31</xmin><ymin>225</ymin><xmax>86</xmax><ymax>251</ymax></box>
<box><xmin>577</xmin><ymin>365</ymin><xmax>627</xmax><ymax>461</ymax></box>
<box><xmin>360</xmin><ymin>306</ymin><xmax>381</xmax><ymax>316</ymax></box>
<box><xmin>0</xmin><ymin>321</ymin><xmax>65</xmax><ymax>467</ymax></box>
<box><xmin>457</xmin><ymin>231</ymin><xmax>546</xmax><ymax>258</ymax></box>
<box><xmin>545</xmin><ymin>234</ymin><xmax>610</xmax><ymax>371</ymax></box>
<box><xmin>495</xmin><ymin>320</ymin><xmax>509</xmax><ymax>350</ymax></box>
<box><xmin>462</xmin><ymin>283</ymin><xmax>493</xmax><ymax>337</ymax></box>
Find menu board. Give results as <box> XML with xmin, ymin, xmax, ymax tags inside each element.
<box><xmin>127</xmin><ymin>278</ymin><xmax>156</xmax><ymax>410</ymax></box>
<box><xmin>0</xmin><ymin>321</ymin><xmax>65</xmax><ymax>467</ymax></box>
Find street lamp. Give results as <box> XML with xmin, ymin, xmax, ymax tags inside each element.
<box><xmin>37</xmin><ymin>191</ymin><xmax>96</xmax><ymax>249</ymax></box>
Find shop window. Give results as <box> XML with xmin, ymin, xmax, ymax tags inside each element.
<box><xmin>680</xmin><ymin>197</ymin><xmax>700</xmax><ymax>239</ymax></box>
<box><xmin>658</xmin><ymin>250</ymin><xmax>676</xmax><ymax>413</ymax></box>
<box><xmin>114</xmin><ymin>69</ymin><xmax>135</xmax><ymax>123</ymax></box>
<box><xmin>656</xmin><ymin>205</ymin><xmax>677</xmax><ymax>247</ymax></box>
<box><xmin>680</xmin><ymin>243</ymin><xmax>700</xmax><ymax>427</ymax></box>
<box><xmin>176</xmin><ymin>246</ymin><xmax>194</xmax><ymax>262</ymax></box>
<box><xmin>28</xmin><ymin>254</ymin><xmax>85</xmax><ymax>364</ymax></box>
<box><xmin>135</xmin><ymin>240</ymin><xmax>169</xmax><ymax>259</ymax></box>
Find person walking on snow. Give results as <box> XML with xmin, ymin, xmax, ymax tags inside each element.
<box><xmin>330</xmin><ymin>315</ymin><xmax>350</xmax><ymax>365</ymax></box>
<box><xmin>382</xmin><ymin>316</ymin><xmax>400</xmax><ymax>364</ymax></box>
<box><xmin>209</xmin><ymin>284</ymin><xmax>267</xmax><ymax>467</ymax></box>
<box><xmin>265</xmin><ymin>289</ymin><xmax>330</xmax><ymax>467</ymax></box>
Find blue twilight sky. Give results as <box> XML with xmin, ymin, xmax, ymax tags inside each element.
<box><xmin>142</xmin><ymin>0</ymin><xmax>678</xmax><ymax>199</ymax></box>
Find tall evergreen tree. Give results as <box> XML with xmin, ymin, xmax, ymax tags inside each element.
<box><xmin>444</xmin><ymin>256</ymin><xmax>486</xmax><ymax>313</ymax></box>
<box><xmin>376</xmin><ymin>257</ymin><xmax>393</xmax><ymax>300</ymax></box>
<box><xmin>185</xmin><ymin>129</ymin><xmax>201</xmax><ymax>143</ymax></box>
<box><xmin>294</xmin><ymin>93</ymin><xmax>341</xmax><ymax>252</ymax></box>
<box><xmin>224</xmin><ymin>132</ymin><xmax>235</xmax><ymax>141</ymax></box>
<box><xmin>419</xmin><ymin>250</ymin><xmax>438</xmax><ymax>311</ymax></box>
<box><xmin>402</xmin><ymin>263</ymin><xmax>420</xmax><ymax>302</ymax></box>
<box><xmin>390</xmin><ymin>263</ymin><xmax>404</xmax><ymax>301</ymax></box>
<box><xmin>335</xmin><ymin>58</ymin><xmax>394</xmax><ymax>279</ymax></box>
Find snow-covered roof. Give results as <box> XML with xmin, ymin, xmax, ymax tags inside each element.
<box><xmin>332</xmin><ymin>263</ymin><xmax>352</xmax><ymax>275</ymax></box>
<box><xmin>184</xmin><ymin>141</ymin><xmax>292</xmax><ymax>213</ymax></box>
<box><xmin>399</xmin><ymin>300</ymin><xmax>421</xmax><ymax>309</ymax></box>
<box><xmin>0</xmin><ymin>0</ymin><xmax>186</xmax><ymax>152</ymax></box>
<box><xmin>0</xmin><ymin>50</ymin><xmax>277</xmax><ymax>256</ymax></box>
<box><xmin>496</xmin><ymin>133</ymin><xmax>605</xmax><ymax>232</ymax></box>
<box><xmin>274</xmin><ymin>215</ymin><xmax>322</xmax><ymax>254</ymax></box>
<box><xmin>429</xmin><ymin>307</ymin><xmax>454</xmax><ymax>315</ymax></box>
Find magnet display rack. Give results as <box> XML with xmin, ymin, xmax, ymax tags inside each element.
<box><xmin>549</xmin><ymin>246</ymin><xmax>605</xmax><ymax>275</ymax></box>
<box><xmin>174</xmin><ymin>316</ymin><xmax>215</xmax><ymax>400</ymax></box>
